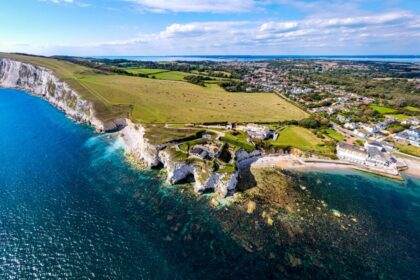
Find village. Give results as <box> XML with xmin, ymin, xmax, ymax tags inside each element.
<box><xmin>166</xmin><ymin>60</ymin><xmax>420</xmax><ymax>180</ymax></box>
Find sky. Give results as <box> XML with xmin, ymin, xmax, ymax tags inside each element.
<box><xmin>0</xmin><ymin>0</ymin><xmax>419</xmax><ymax>56</ymax></box>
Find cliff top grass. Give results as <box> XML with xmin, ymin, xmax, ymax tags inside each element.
<box><xmin>1</xmin><ymin>53</ymin><xmax>308</xmax><ymax>124</ymax></box>
<box><xmin>269</xmin><ymin>126</ymin><xmax>335</xmax><ymax>156</ymax></box>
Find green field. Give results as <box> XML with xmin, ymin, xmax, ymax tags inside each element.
<box><xmin>396</xmin><ymin>144</ymin><xmax>420</xmax><ymax>157</ymax></box>
<box><xmin>404</xmin><ymin>106</ymin><xmax>420</xmax><ymax>112</ymax></box>
<box><xmin>270</xmin><ymin>126</ymin><xmax>333</xmax><ymax>154</ymax></box>
<box><xmin>125</xmin><ymin>68</ymin><xmax>191</xmax><ymax>81</ymax></box>
<box><xmin>370</xmin><ymin>105</ymin><xmax>397</xmax><ymax>114</ymax></box>
<box><xmin>1</xmin><ymin>53</ymin><xmax>308</xmax><ymax>124</ymax></box>
<box><xmin>386</xmin><ymin>114</ymin><xmax>411</xmax><ymax>120</ymax></box>
<box><xmin>323</xmin><ymin>128</ymin><xmax>345</xmax><ymax>141</ymax></box>
<box><xmin>125</xmin><ymin>68</ymin><xmax>169</xmax><ymax>75</ymax></box>
<box><xmin>220</xmin><ymin>131</ymin><xmax>254</xmax><ymax>152</ymax></box>
<box><xmin>153</xmin><ymin>71</ymin><xmax>192</xmax><ymax>81</ymax></box>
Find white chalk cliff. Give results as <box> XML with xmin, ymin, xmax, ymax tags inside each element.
<box><xmin>0</xmin><ymin>58</ymin><xmax>125</xmax><ymax>132</ymax></box>
<box><xmin>0</xmin><ymin>57</ymin><xmax>239</xmax><ymax>197</ymax></box>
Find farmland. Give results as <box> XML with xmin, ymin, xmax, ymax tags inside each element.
<box><xmin>1</xmin><ymin>53</ymin><xmax>307</xmax><ymax>124</ymax></box>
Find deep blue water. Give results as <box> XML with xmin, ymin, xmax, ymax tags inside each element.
<box><xmin>92</xmin><ymin>55</ymin><xmax>420</xmax><ymax>63</ymax></box>
<box><xmin>1</xmin><ymin>89</ymin><xmax>420</xmax><ymax>279</ymax></box>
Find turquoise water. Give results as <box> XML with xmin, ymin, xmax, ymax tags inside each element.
<box><xmin>1</xmin><ymin>89</ymin><xmax>420</xmax><ymax>279</ymax></box>
<box><xmin>0</xmin><ymin>89</ymin><xmax>252</xmax><ymax>279</ymax></box>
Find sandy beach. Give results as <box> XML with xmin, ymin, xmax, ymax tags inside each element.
<box><xmin>251</xmin><ymin>155</ymin><xmax>408</xmax><ymax>180</ymax></box>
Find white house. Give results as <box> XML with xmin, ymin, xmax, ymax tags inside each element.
<box><xmin>344</xmin><ymin>122</ymin><xmax>358</xmax><ymax>130</ymax></box>
<box><xmin>360</xmin><ymin>123</ymin><xmax>379</xmax><ymax>134</ymax></box>
<box><xmin>401</xmin><ymin>118</ymin><xmax>419</xmax><ymax>126</ymax></box>
<box><xmin>353</xmin><ymin>129</ymin><xmax>371</xmax><ymax>139</ymax></box>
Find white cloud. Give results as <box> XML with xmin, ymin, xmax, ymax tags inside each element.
<box><xmin>126</xmin><ymin>0</ymin><xmax>255</xmax><ymax>13</ymax></box>
<box><xmin>160</xmin><ymin>21</ymin><xmax>249</xmax><ymax>38</ymax></box>
<box><xmin>41</xmin><ymin>0</ymin><xmax>90</xmax><ymax>7</ymax></box>
<box><xmin>4</xmin><ymin>8</ymin><xmax>419</xmax><ymax>55</ymax></box>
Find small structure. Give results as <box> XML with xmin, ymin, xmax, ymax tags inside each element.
<box><xmin>337</xmin><ymin>115</ymin><xmax>351</xmax><ymax>123</ymax></box>
<box><xmin>401</xmin><ymin>118</ymin><xmax>419</xmax><ymax>126</ymax></box>
<box><xmin>353</xmin><ymin>129</ymin><xmax>371</xmax><ymax>139</ymax></box>
<box><xmin>344</xmin><ymin>122</ymin><xmax>358</xmax><ymax>130</ymax></box>
<box><xmin>359</xmin><ymin>123</ymin><xmax>379</xmax><ymax>134</ymax></box>
<box><xmin>191</xmin><ymin>144</ymin><xmax>220</xmax><ymax>159</ymax></box>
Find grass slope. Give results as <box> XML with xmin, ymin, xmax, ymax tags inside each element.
<box><xmin>396</xmin><ymin>144</ymin><xmax>420</xmax><ymax>157</ymax></box>
<box><xmin>323</xmin><ymin>128</ymin><xmax>345</xmax><ymax>141</ymax></box>
<box><xmin>370</xmin><ymin>105</ymin><xmax>396</xmax><ymax>114</ymax></box>
<box><xmin>1</xmin><ymin>53</ymin><xmax>307</xmax><ymax>124</ymax></box>
<box><xmin>270</xmin><ymin>126</ymin><xmax>333</xmax><ymax>154</ymax></box>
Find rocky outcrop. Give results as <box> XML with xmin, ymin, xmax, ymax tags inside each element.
<box><xmin>159</xmin><ymin>148</ymin><xmax>239</xmax><ymax>197</ymax></box>
<box><xmin>0</xmin><ymin>58</ymin><xmax>123</xmax><ymax>132</ymax></box>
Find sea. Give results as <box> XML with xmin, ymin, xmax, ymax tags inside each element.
<box><xmin>0</xmin><ymin>88</ymin><xmax>419</xmax><ymax>279</ymax></box>
<box><xmin>91</xmin><ymin>55</ymin><xmax>420</xmax><ymax>63</ymax></box>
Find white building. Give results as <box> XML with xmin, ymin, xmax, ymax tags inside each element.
<box><xmin>394</xmin><ymin>129</ymin><xmax>420</xmax><ymax>146</ymax></box>
<box><xmin>353</xmin><ymin>129</ymin><xmax>371</xmax><ymax>139</ymax></box>
<box><xmin>243</xmin><ymin>124</ymin><xmax>271</xmax><ymax>140</ymax></box>
<box><xmin>337</xmin><ymin>142</ymin><xmax>368</xmax><ymax>165</ymax></box>
<box><xmin>360</xmin><ymin>123</ymin><xmax>379</xmax><ymax>134</ymax></box>
<box><xmin>344</xmin><ymin>122</ymin><xmax>358</xmax><ymax>130</ymax></box>
<box><xmin>337</xmin><ymin>115</ymin><xmax>351</xmax><ymax>123</ymax></box>
<box><xmin>401</xmin><ymin>118</ymin><xmax>419</xmax><ymax>126</ymax></box>
<box><xmin>337</xmin><ymin>142</ymin><xmax>397</xmax><ymax>170</ymax></box>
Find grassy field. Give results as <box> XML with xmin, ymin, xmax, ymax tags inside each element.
<box><xmin>323</xmin><ymin>128</ymin><xmax>345</xmax><ymax>141</ymax></box>
<box><xmin>386</xmin><ymin>114</ymin><xmax>411</xmax><ymax>120</ymax></box>
<box><xmin>220</xmin><ymin>131</ymin><xmax>254</xmax><ymax>152</ymax></box>
<box><xmin>1</xmin><ymin>53</ymin><xmax>308</xmax><ymax>124</ymax></box>
<box><xmin>125</xmin><ymin>68</ymin><xmax>232</xmax><ymax>82</ymax></box>
<box><xmin>125</xmin><ymin>68</ymin><xmax>169</xmax><ymax>75</ymax></box>
<box><xmin>270</xmin><ymin>126</ymin><xmax>333</xmax><ymax>154</ymax></box>
<box><xmin>370</xmin><ymin>105</ymin><xmax>397</xmax><ymax>114</ymax></box>
<box><xmin>125</xmin><ymin>68</ymin><xmax>191</xmax><ymax>81</ymax></box>
<box><xmin>153</xmin><ymin>71</ymin><xmax>192</xmax><ymax>81</ymax></box>
<box><xmin>396</xmin><ymin>144</ymin><xmax>420</xmax><ymax>157</ymax></box>
<box><xmin>404</xmin><ymin>106</ymin><xmax>420</xmax><ymax>112</ymax></box>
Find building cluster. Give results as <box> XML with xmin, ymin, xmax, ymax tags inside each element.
<box><xmin>342</xmin><ymin>118</ymin><xmax>398</xmax><ymax>139</ymax></box>
<box><xmin>394</xmin><ymin>128</ymin><xmax>420</xmax><ymax>146</ymax></box>
<box><xmin>337</xmin><ymin>141</ymin><xmax>399</xmax><ymax>175</ymax></box>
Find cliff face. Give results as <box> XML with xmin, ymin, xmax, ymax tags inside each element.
<box><xmin>0</xmin><ymin>58</ymin><xmax>123</xmax><ymax>132</ymax></box>
<box><xmin>159</xmin><ymin>149</ymin><xmax>239</xmax><ymax>197</ymax></box>
<box><xmin>120</xmin><ymin>120</ymin><xmax>162</xmax><ymax>167</ymax></box>
<box><xmin>0</xmin><ymin>57</ymin><xmax>239</xmax><ymax>198</ymax></box>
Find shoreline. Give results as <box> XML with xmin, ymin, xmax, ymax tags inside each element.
<box><xmin>250</xmin><ymin>155</ymin><xmax>409</xmax><ymax>181</ymax></box>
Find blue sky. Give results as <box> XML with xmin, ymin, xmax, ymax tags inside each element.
<box><xmin>0</xmin><ymin>0</ymin><xmax>419</xmax><ymax>55</ymax></box>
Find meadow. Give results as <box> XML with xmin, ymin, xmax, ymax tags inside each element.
<box><xmin>396</xmin><ymin>144</ymin><xmax>420</xmax><ymax>157</ymax></box>
<box><xmin>1</xmin><ymin>53</ymin><xmax>307</xmax><ymax>124</ymax></box>
<box><xmin>322</xmin><ymin>128</ymin><xmax>345</xmax><ymax>141</ymax></box>
<box><xmin>370</xmin><ymin>105</ymin><xmax>397</xmax><ymax>114</ymax></box>
<box><xmin>270</xmin><ymin>126</ymin><xmax>334</xmax><ymax>155</ymax></box>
